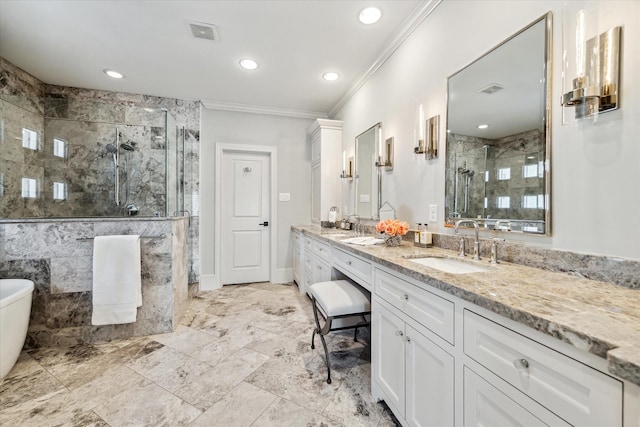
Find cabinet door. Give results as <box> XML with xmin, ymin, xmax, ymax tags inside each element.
<box><xmin>314</xmin><ymin>258</ymin><xmax>332</xmax><ymax>284</ymax></box>
<box><xmin>311</xmin><ymin>163</ymin><xmax>321</xmax><ymax>222</ymax></box>
<box><xmin>463</xmin><ymin>367</ymin><xmax>568</xmax><ymax>427</ymax></box>
<box><xmin>372</xmin><ymin>300</ymin><xmax>406</xmax><ymax>418</ymax></box>
<box><xmin>406</xmin><ymin>325</ymin><xmax>454</xmax><ymax>427</ymax></box>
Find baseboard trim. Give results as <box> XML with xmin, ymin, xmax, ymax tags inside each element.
<box><xmin>199</xmin><ymin>274</ymin><xmax>221</xmax><ymax>291</ymax></box>
<box><xmin>273</xmin><ymin>268</ymin><xmax>293</xmax><ymax>284</ymax></box>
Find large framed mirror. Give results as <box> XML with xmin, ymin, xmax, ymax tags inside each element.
<box><xmin>355</xmin><ymin>123</ymin><xmax>381</xmax><ymax>219</ymax></box>
<box><xmin>445</xmin><ymin>13</ymin><xmax>552</xmax><ymax>234</ymax></box>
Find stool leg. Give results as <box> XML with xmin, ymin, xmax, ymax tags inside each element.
<box><xmin>354</xmin><ymin>315</ymin><xmax>368</xmax><ymax>342</ymax></box>
<box><xmin>311</xmin><ymin>297</ymin><xmax>332</xmax><ymax>384</ymax></box>
<box><xmin>319</xmin><ymin>330</ymin><xmax>332</xmax><ymax>384</ymax></box>
<box><xmin>311</xmin><ymin>297</ymin><xmax>320</xmax><ymax>350</ymax></box>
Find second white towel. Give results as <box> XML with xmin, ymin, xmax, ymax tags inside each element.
<box><xmin>91</xmin><ymin>235</ymin><xmax>142</xmax><ymax>325</ymax></box>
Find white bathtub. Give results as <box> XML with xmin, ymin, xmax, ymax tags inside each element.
<box><xmin>0</xmin><ymin>279</ymin><xmax>34</xmax><ymax>382</ymax></box>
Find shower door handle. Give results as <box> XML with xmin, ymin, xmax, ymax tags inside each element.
<box><xmin>259</xmin><ymin>221</ymin><xmax>269</xmax><ymax>227</ymax></box>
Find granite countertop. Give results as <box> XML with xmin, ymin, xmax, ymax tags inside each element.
<box><xmin>293</xmin><ymin>225</ymin><xmax>640</xmax><ymax>387</ymax></box>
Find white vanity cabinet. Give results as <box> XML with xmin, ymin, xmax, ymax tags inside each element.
<box><xmin>290</xmin><ymin>229</ymin><xmax>636</xmax><ymax>427</ymax></box>
<box><xmin>292</xmin><ymin>230</ymin><xmax>302</xmax><ymax>286</ymax></box>
<box><xmin>372</xmin><ymin>268</ymin><xmax>455</xmax><ymax>427</ymax></box>
<box><xmin>463</xmin><ymin>309</ymin><xmax>623</xmax><ymax>427</ymax></box>
<box><xmin>301</xmin><ymin>234</ymin><xmax>332</xmax><ymax>296</ymax></box>
<box><xmin>307</xmin><ymin>119</ymin><xmax>343</xmax><ymax>223</ymax></box>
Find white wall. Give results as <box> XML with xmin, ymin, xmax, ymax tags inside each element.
<box><xmin>199</xmin><ymin>109</ymin><xmax>313</xmax><ymax>287</ymax></box>
<box><xmin>334</xmin><ymin>0</ymin><xmax>640</xmax><ymax>260</ymax></box>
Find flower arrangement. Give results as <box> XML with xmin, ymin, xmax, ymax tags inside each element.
<box><xmin>376</xmin><ymin>219</ymin><xmax>409</xmax><ymax>246</ymax></box>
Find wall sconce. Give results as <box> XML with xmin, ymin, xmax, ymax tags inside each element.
<box><xmin>376</xmin><ymin>137</ymin><xmax>394</xmax><ymax>170</ymax></box>
<box><xmin>561</xmin><ymin>25</ymin><xmax>621</xmax><ymax>119</ymax></box>
<box><xmin>341</xmin><ymin>150</ymin><xmax>353</xmax><ymax>179</ymax></box>
<box><xmin>415</xmin><ymin>115</ymin><xmax>439</xmax><ymax>159</ymax></box>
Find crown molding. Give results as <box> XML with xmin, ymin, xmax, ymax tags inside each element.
<box><xmin>201</xmin><ymin>99</ymin><xmax>328</xmax><ymax>120</ymax></box>
<box><xmin>328</xmin><ymin>0</ymin><xmax>442</xmax><ymax>118</ymax></box>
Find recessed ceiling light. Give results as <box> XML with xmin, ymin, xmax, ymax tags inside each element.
<box><xmin>359</xmin><ymin>7</ymin><xmax>381</xmax><ymax>24</ymax></box>
<box><xmin>239</xmin><ymin>58</ymin><xmax>259</xmax><ymax>70</ymax></box>
<box><xmin>103</xmin><ymin>69</ymin><xmax>124</xmax><ymax>79</ymax></box>
<box><xmin>323</xmin><ymin>72</ymin><xmax>340</xmax><ymax>81</ymax></box>
<box><xmin>477</xmin><ymin>124</ymin><xmax>489</xmax><ymax>129</ymax></box>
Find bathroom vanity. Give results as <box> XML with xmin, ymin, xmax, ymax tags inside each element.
<box><xmin>292</xmin><ymin>226</ymin><xmax>640</xmax><ymax>427</ymax></box>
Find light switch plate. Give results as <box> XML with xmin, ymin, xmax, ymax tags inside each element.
<box><xmin>279</xmin><ymin>193</ymin><xmax>291</xmax><ymax>202</ymax></box>
<box><xmin>429</xmin><ymin>204</ymin><xmax>437</xmax><ymax>222</ymax></box>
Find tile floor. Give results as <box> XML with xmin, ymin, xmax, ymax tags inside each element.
<box><xmin>0</xmin><ymin>282</ymin><xmax>399</xmax><ymax>427</ymax></box>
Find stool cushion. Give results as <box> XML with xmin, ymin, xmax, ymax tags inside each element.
<box><xmin>310</xmin><ymin>280</ymin><xmax>371</xmax><ymax>317</ymax></box>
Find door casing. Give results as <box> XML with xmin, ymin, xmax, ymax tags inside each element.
<box><xmin>214</xmin><ymin>143</ymin><xmax>278</xmax><ymax>289</ymax></box>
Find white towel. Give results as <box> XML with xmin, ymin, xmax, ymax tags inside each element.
<box><xmin>91</xmin><ymin>235</ymin><xmax>142</xmax><ymax>325</ymax></box>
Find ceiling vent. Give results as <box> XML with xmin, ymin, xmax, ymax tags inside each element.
<box><xmin>479</xmin><ymin>83</ymin><xmax>504</xmax><ymax>95</ymax></box>
<box><xmin>188</xmin><ymin>21</ymin><xmax>219</xmax><ymax>42</ymax></box>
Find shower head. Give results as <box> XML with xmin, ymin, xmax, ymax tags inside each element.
<box><xmin>120</xmin><ymin>142</ymin><xmax>135</xmax><ymax>152</ymax></box>
<box><xmin>105</xmin><ymin>143</ymin><xmax>118</xmax><ymax>154</ymax></box>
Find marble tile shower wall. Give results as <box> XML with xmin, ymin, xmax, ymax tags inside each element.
<box><xmin>446</xmin><ymin>129</ymin><xmax>544</xmax><ymax>221</ymax></box>
<box><xmin>0</xmin><ymin>218</ymin><xmax>189</xmax><ymax>348</ymax></box>
<box><xmin>1</xmin><ymin>58</ymin><xmax>200</xmax><ymax>283</ymax></box>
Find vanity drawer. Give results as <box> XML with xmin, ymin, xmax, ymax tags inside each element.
<box><xmin>333</xmin><ymin>247</ymin><xmax>372</xmax><ymax>290</ymax></box>
<box><xmin>374</xmin><ymin>268</ymin><xmax>454</xmax><ymax>344</ymax></box>
<box><xmin>463</xmin><ymin>310</ymin><xmax>622</xmax><ymax>427</ymax></box>
<box><xmin>312</xmin><ymin>239</ymin><xmax>331</xmax><ymax>262</ymax></box>
<box><xmin>303</xmin><ymin>234</ymin><xmax>313</xmax><ymax>248</ymax></box>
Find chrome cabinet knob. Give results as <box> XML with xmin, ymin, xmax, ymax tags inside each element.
<box><xmin>403</xmin><ymin>294</ymin><xmax>409</xmax><ymax>301</ymax></box>
<box><xmin>405</xmin><ymin>336</ymin><xmax>411</xmax><ymax>343</ymax></box>
<box><xmin>395</xmin><ymin>330</ymin><xmax>404</xmax><ymax>337</ymax></box>
<box><xmin>513</xmin><ymin>358</ymin><xmax>530</xmax><ymax>370</ymax></box>
<box><xmin>346</xmin><ymin>261</ymin><xmax>352</xmax><ymax>265</ymax></box>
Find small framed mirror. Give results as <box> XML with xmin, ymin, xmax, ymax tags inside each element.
<box><xmin>355</xmin><ymin>123</ymin><xmax>381</xmax><ymax>219</ymax></box>
<box><xmin>445</xmin><ymin>13</ymin><xmax>552</xmax><ymax>234</ymax></box>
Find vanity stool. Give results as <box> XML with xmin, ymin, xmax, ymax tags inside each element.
<box><xmin>310</xmin><ymin>280</ymin><xmax>371</xmax><ymax>384</ymax></box>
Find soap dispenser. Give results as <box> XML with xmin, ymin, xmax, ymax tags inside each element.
<box><xmin>414</xmin><ymin>224</ymin><xmax>422</xmax><ymax>247</ymax></box>
<box><xmin>419</xmin><ymin>223</ymin><xmax>433</xmax><ymax>248</ymax></box>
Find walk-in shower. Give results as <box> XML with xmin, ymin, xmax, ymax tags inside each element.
<box><xmin>0</xmin><ymin>97</ymin><xmax>185</xmax><ymax>219</ymax></box>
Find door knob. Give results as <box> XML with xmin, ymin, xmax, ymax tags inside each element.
<box><xmin>259</xmin><ymin>221</ymin><xmax>269</xmax><ymax>226</ymax></box>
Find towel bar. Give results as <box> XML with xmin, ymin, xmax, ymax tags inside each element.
<box><xmin>76</xmin><ymin>233</ymin><xmax>166</xmax><ymax>242</ymax></box>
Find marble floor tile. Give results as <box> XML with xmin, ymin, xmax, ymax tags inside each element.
<box><xmin>245</xmin><ymin>350</ymin><xmax>343</xmax><ymax>413</ymax></box>
<box><xmin>252</xmin><ymin>396</ymin><xmax>343</xmax><ymax>427</ymax></box>
<box><xmin>26</xmin><ymin>344</ymin><xmax>120</xmax><ymax>389</ymax></box>
<box><xmin>0</xmin><ymin>353</ymin><xmax>65</xmax><ymax>411</ymax></box>
<box><xmin>126</xmin><ymin>345</ymin><xmax>211</xmax><ymax>393</ymax></box>
<box><xmin>93</xmin><ymin>382</ymin><xmax>201</xmax><ymax>426</ymax></box>
<box><xmin>189</xmin><ymin>381</ymin><xmax>277</xmax><ymax>427</ymax></box>
<box><xmin>174</xmin><ymin>347</ymin><xmax>269</xmax><ymax>410</ymax></box>
<box><xmin>151</xmin><ymin>324</ymin><xmax>219</xmax><ymax>355</ymax></box>
<box><xmin>189</xmin><ymin>323</ymin><xmax>266</xmax><ymax>367</ymax></box>
<box><xmin>323</xmin><ymin>363</ymin><xmax>391</xmax><ymax>427</ymax></box>
<box><xmin>1</xmin><ymin>282</ymin><xmax>399</xmax><ymax>427</ymax></box>
<box><xmin>245</xmin><ymin>330</ymin><xmax>311</xmax><ymax>361</ymax></box>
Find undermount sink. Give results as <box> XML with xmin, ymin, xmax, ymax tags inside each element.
<box><xmin>406</xmin><ymin>256</ymin><xmax>489</xmax><ymax>274</ymax></box>
<box><xmin>340</xmin><ymin>236</ymin><xmax>385</xmax><ymax>246</ymax></box>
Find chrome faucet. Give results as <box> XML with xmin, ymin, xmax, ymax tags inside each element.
<box><xmin>349</xmin><ymin>215</ymin><xmax>361</xmax><ymax>236</ymax></box>
<box><xmin>489</xmin><ymin>238</ymin><xmax>505</xmax><ymax>265</ymax></box>
<box><xmin>454</xmin><ymin>220</ymin><xmax>480</xmax><ymax>260</ymax></box>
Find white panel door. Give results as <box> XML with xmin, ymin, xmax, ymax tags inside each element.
<box><xmin>221</xmin><ymin>151</ymin><xmax>270</xmax><ymax>284</ymax></box>
<box><xmin>406</xmin><ymin>325</ymin><xmax>454</xmax><ymax>427</ymax></box>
